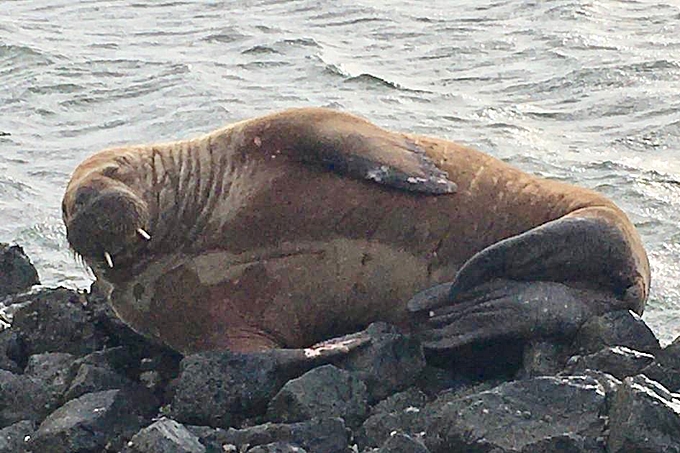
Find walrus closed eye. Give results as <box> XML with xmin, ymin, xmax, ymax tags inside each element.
<box><xmin>62</xmin><ymin>107</ymin><xmax>650</xmax><ymax>361</ymax></box>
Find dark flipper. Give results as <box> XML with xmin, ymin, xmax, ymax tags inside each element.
<box><xmin>408</xmin><ymin>207</ymin><xmax>649</xmax><ymax>355</ymax></box>
<box><xmin>409</xmin><ymin>210</ymin><xmax>648</xmax><ymax>316</ymax></box>
<box><xmin>241</xmin><ymin>107</ymin><xmax>457</xmax><ymax>195</ymax></box>
<box><xmin>417</xmin><ymin>279</ymin><xmax>620</xmax><ymax>353</ymax></box>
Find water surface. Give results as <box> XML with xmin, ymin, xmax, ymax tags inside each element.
<box><xmin>1</xmin><ymin>0</ymin><xmax>679</xmax><ymax>342</ymax></box>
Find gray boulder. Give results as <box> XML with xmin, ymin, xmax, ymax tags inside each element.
<box><xmin>424</xmin><ymin>376</ymin><xmax>607</xmax><ymax>453</ymax></box>
<box><xmin>564</xmin><ymin>346</ymin><xmax>655</xmax><ymax>380</ymax></box>
<box><xmin>188</xmin><ymin>418</ymin><xmax>351</xmax><ymax>453</ymax></box>
<box><xmin>0</xmin><ymin>420</ymin><xmax>35</xmax><ymax>453</ymax></box>
<box><xmin>124</xmin><ymin>418</ymin><xmax>206</xmax><ymax>453</ymax></box>
<box><xmin>607</xmin><ymin>374</ymin><xmax>680</xmax><ymax>453</ymax></box>
<box><xmin>573</xmin><ymin>310</ymin><xmax>659</xmax><ymax>355</ymax></box>
<box><xmin>0</xmin><ymin>369</ymin><xmax>58</xmax><ymax>426</ymax></box>
<box><xmin>336</xmin><ymin>322</ymin><xmax>425</xmax><ymax>403</ymax></box>
<box><xmin>267</xmin><ymin>365</ymin><xmax>368</xmax><ymax>428</ymax></box>
<box><xmin>28</xmin><ymin>388</ymin><xmax>158</xmax><ymax>453</ymax></box>
<box><xmin>0</xmin><ymin>243</ymin><xmax>39</xmax><ymax>298</ymax></box>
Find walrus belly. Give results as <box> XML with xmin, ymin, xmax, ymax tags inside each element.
<box><xmin>110</xmin><ymin>238</ymin><xmax>440</xmax><ymax>353</ymax></box>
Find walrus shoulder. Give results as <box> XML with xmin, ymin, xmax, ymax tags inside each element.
<box><xmin>233</xmin><ymin>107</ymin><xmax>458</xmax><ymax>195</ymax></box>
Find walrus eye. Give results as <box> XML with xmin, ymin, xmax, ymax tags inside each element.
<box><xmin>73</xmin><ymin>187</ymin><xmax>97</xmax><ymax>211</ymax></box>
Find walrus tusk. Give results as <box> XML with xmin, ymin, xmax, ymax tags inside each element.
<box><xmin>104</xmin><ymin>251</ymin><xmax>114</xmax><ymax>268</ymax></box>
<box><xmin>137</xmin><ymin>228</ymin><xmax>152</xmax><ymax>241</ymax></box>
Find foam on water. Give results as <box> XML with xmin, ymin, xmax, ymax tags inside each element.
<box><xmin>1</xmin><ymin>0</ymin><xmax>679</xmax><ymax>342</ymax></box>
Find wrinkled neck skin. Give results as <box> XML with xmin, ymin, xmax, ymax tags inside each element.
<box><xmin>64</xmin><ymin>123</ymin><xmax>254</xmax><ymax>281</ymax></box>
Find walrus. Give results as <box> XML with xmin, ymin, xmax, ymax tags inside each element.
<box><xmin>62</xmin><ymin>107</ymin><xmax>650</xmax><ymax>357</ymax></box>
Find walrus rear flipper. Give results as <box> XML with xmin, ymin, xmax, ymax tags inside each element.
<box><xmin>409</xmin><ymin>206</ymin><xmax>649</xmax><ymax>354</ymax></box>
<box><xmin>409</xmin><ymin>206</ymin><xmax>649</xmax><ymax>316</ymax></box>
<box><xmin>418</xmin><ymin>279</ymin><xmax>620</xmax><ymax>355</ymax></box>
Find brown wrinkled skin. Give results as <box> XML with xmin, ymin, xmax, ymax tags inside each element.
<box><xmin>62</xmin><ymin>108</ymin><xmax>650</xmax><ymax>354</ymax></box>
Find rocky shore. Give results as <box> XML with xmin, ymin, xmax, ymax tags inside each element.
<box><xmin>1</xmin><ymin>242</ymin><xmax>680</xmax><ymax>453</ymax></box>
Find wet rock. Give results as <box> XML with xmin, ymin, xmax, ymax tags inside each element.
<box><xmin>336</xmin><ymin>323</ymin><xmax>425</xmax><ymax>403</ymax></box>
<box><xmin>563</xmin><ymin>346</ymin><xmax>655</xmax><ymax>380</ymax></box>
<box><xmin>25</xmin><ymin>352</ymin><xmax>76</xmax><ymax>397</ymax></box>
<box><xmin>0</xmin><ymin>243</ymin><xmax>39</xmax><ymax>298</ymax></box>
<box><xmin>28</xmin><ymin>388</ymin><xmax>158</xmax><ymax>453</ymax></box>
<box><xmin>247</xmin><ymin>442</ymin><xmax>307</xmax><ymax>452</ymax></box>
<box><xmin>172</xmin><ymin>350</ymin><xmax>307</xmax><ymax>428</ymax></box>
<box><xmin>0</xmin><ymin>369</ymin><xmax>58</xmax><ymax>426</ymax></box>
<box><xmin>267</xmin><ymin>365</ymin><xmax>368</xmax><ymax>428</ymax></box>
<box><xmin>64</xmin><ymin>363</ymin><xmax>131</xmax><ymax>401</ymax></box>
<box><xmin>573</xmin><ymin>310</ymin><xmax>659</xmax><ymax>355</ymax></box>
<box><xmin>188</xmin><ymin>418</ymin><xmax>350</xmax><ymax>453</ymax></box>
<box><xmin>10</xmin><ymin>287</ymin><xmax>102</xmax><ymax>357</ymax></box>
<box><xmin>607</xmin><ymin>374</ymin><xmax>680</xmax><ymax>453</ymax></box>
<box><xmin>0</xmin><ymin>420</ymin><xmax>35</xmax><ymax>453</ymax></box>
<box><xmin>124</xmin><ymin>418</ymin><xmax>206</xmax><ymax>453</ymax></box>
<box><xmin>378</xmin><ymin>433</ymin><xmax>429</xmax><ymax>453</ymax></box>
<box><xmin>424</xmin><ymin>375</ymin><xmax>607</xmax><ymax>453</ymax></box>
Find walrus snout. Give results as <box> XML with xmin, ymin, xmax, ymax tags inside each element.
<box><xmin>64</xmin><ymin>185</ymin><xmax>151</xmax><ymax>268</ymax></box>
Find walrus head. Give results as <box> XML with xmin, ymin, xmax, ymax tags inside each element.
<box><xmin>62</xmin><ymin>175</ymin><xmax>151</xmax><ymax>272</ymax></box>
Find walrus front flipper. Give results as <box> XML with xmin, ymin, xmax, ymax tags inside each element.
<box><xmin>241</xmin><ymin>107</ymin><xmax>457</xmax><ymax>194</ymax></box>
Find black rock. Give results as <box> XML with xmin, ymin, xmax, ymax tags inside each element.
<box><xmin>519</xmin><ymin>432</ymin><xmax>605</xmax><ymax>453</ymax></box>
<box><xmin>0</xmin><ymin>369</ymin><xmax>58</xmax><ymax>426</ymax></box>
<box><xmin>520</xmin><ymin>341</ymin><xmax>568</xmax><ymax>378</ymax></box>
<box><xmin>0</xmin><ymin>420</ymin><xmax>35</xmax><ymax>453</ymax></box>
<box><xmin>267</xmin><ymin>365</ymin><xmax>368</xmax><ymax>428</ymax></box>
<box><xmin>378</xmin><ymin>433</ymin><xmax>430</xmax><ymax>453</ymax></box>
<box><xmin>0</xmin><ymin>243</ymin><xmax>39</xmax><ymax>298</ymax></box>
<box><xmin>607</xmin><ymin>374</ymin><xmax>680</xmax><ymax>453</ymax></box>
<box><xmin>24</xmin><ymin>352</ymin><xmax>76</xmax><ymax>398</ymax></box>
<box><xmin>659</xmin><ymin>334</ymin><xmax>680</xmax><ymax>369</ymax></box>
<box><xmin>413</xmin><ymin>365</ymin><xmax>466</xmax><ymax>397</ymax></box>
<box><xmin>0</xmin><ymin>331</ymin><xmax>21</xmax><ymax>373</ymax></box>
<box><xmin>639</xmin><ymin>361</ymin><xmax>680</xmax><ymax>394</ymax></box>
<box><xmin>424</xmin><ymin>375</ymin><xmax>607</xmax><ymax>453</ymax></box>
<box><xmin>28</xmin><ymin>388</ymin><xmax>158</xmax><ymax>453</ymax></box>
<box><xmin>172</xmin><ymin>350</ymin><xmax>309</xmax><ymax>428</ymax></box>
<box><xmin>358</xmin><ymin>406</ymin><xmax>426</xmax><ymax>449</ymax></box>
<box><xmin>564</xmin><ymin>346</ymin><xmax>655</xmax><ymax>380</ymax></box>
<box><xmin>336</xmin><ymin>323</ymin><xmax>425</xmax><ymax>403</ymax></box>
<box><xmin>639</xmin><ymin>335</ymin><xmax>680</xmax><ymax>393</ymax></box>
<box><xmin>247</xmin><ymin>442</ymin><xmax>307</xmax><ymax>452</ymax></box>
<box><xmin>357</xmin><ymin>389</ymin><xmax>429</xmax><ymax>449</ymax></box>
<box><xmin>573</xmin><ymin>310</ymin><xmax>660</xmax><ymax>355</ymax></box>
<box><xmin>188</xmin><ymin>418</ymin><xmax>351</xmax><ymax>453</ymax></box>
<box><xmin>64</xmin><ymin>363</ymin><xmax>132</xmax><ymax>402</ymax></box>
<box><xmin>10</xmin><ymin>287</ymin><xmax>102</xmax><ymax>358</ymax></box>
<box><xmin>371</xmin><ymin>388</ymin><xmax>429</xmax><ymax>415</ymax></box>
<box><xmin>124</xmin><ymin>418</ymin><xmax>206</xmax><ymax>453</ymax></box>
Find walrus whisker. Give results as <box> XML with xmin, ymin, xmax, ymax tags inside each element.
<box><xmin>137</xmin><ymin>228</ymin><xmax>152</xmax><ymax>241</ymax></box>
<box><xmin>104</xmin><ymin>251</ymin><xmax>114</xmax><ymax>268</ymax></box>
